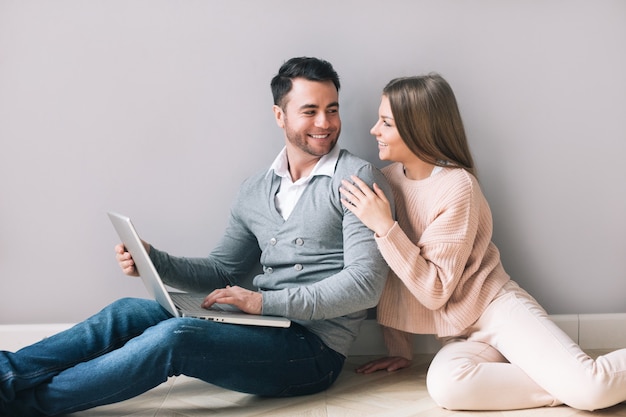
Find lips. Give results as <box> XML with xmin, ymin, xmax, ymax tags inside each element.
<box><xmin>309</xmin><ymin>134</ymin><xmax>330</xmax><ymax>139</ymax></box>
<box><xmin>377</xmin><ymin>141</ymin><xmax>388</xmax><ymax>147</ymax></box>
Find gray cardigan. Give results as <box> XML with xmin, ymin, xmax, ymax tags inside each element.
<box><xmin>150</xmin><ymin>149</ymin><xmax>392</xmax><ymax>356</ymax></box>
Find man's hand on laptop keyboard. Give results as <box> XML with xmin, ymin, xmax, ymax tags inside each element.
<box><xmin>202</xmin><ymin>285</ymin><xmax>263</xmax><ymax>315</ymax></box>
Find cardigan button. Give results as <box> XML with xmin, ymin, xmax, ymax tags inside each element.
<box><xmin>269</xmin><ymin>238</ymin><xmax>277</xmax><ymax>245</ymax></box>
<box><xmin>294</xmin><ymin>264</ymin><xmax>303</xmax><ymax>271</ymax></box>
<box><xmin>265</xmin><ymin>267</ymin><xmax>274</xmax><ymax>274</ymax></box>
<box><xmin>295</xmin><ymin>238</ymin><xmax>304</xmax><ymax>246</ymax></box>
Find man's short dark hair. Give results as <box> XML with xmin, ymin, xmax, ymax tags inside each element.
<box><xmin>271</xmin><ymin>57</ymin><xmax>340</xmax><ymax>108</ymax></box>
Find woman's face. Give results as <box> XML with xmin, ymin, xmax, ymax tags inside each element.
<box><xmin>370</xmin><ymin>95</ymin><xmax>414</xmax><ymax>164</ymax></box>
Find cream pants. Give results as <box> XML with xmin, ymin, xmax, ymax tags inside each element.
<box><xmin>426</xmin><ymin>280</ymin><xmax>626</xmax><ymax>411</ymax></box>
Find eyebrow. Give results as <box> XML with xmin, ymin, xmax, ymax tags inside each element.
<box><xmin>299</xmin><ymin>102</ymin><xmax>340</xmax><ymax>111</ymax></box>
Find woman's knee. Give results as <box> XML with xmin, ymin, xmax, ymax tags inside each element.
<box><xmin>426</xmin><ymin>359</ymin><xmax>466</xmax><ymax>410</ymax></box>
<box><xmin>426</xmin><ymin>349</ymin><xmax>491</xmax><ymax>410</ymax></box>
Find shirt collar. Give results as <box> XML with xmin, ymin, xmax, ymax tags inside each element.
<box><xmin>269</xmin><ymin>145</ymin><xmax>340</xmax><ymax>180</ymax></box>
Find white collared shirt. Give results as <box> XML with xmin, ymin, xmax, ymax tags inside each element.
<box><xmin>269</xmin><ymin>145</ymin><xmax>340</xmax><ymax>220</ymax></box>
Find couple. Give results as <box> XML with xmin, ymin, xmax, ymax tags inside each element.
<box><xmin>2</xmin><ymin>57</ymin><xmax>625</xmax><ymax>416</ymax></box>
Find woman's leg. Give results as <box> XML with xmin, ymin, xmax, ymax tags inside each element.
<box><xmin>3</xmin><ymin>314</ymin><xmax>344</xmax><ymax>416</ymax></box>
<box><xmin>427</xmin><ymin>338</ymin><xmax>560</xmax><ymax>410</ymax></box>
<box><xmin>481</xmin><ymin>281</ymin><xmax>626</xmax><ymax>410</ymax></box>
<box><xmin>428</xmin><ymin>281</ymin><xmax>626</xmax><ymax>411</ymax></box>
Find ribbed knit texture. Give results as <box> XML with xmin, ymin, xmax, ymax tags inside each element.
<box><xmin>375</xmin><ymin>163</ymin><xmax>509</xmax><ymax>359</ymax></box>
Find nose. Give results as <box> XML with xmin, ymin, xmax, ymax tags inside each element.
<box><xmin>315</xmin><ymin>113</ymin><xmax>330</xmax><ymax>129</ymax></box>
<box><xmin>370</xmin><ymin>121</ymin><xmax>379</xmax><ymax>136</ymax></box>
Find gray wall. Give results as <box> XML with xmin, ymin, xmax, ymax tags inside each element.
<box><xmin>1</xmin><ymin>0</ymin><xmax>625</xmax><ymax>325</ymax></box>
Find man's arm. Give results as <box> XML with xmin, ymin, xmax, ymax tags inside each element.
<box><xmin>147</xmin><ymin>209</ymin><xmax>263</xmax><ymax>294</ymax></box>
<box><xmin>262</xmin><ymin>164</ymin><xmax>394</xmax><ymax>320</ymax></box>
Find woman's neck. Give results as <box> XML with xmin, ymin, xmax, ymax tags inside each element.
<box><xmin>402</xmin><ymin>158</ymin><xmax>436</xmax><ymax>180</ymax></box>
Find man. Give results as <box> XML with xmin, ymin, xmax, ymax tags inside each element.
<box><xmin>0</xmin><ymin>57</ymin><xmax>392</xmax><ymax>417</ymax></box>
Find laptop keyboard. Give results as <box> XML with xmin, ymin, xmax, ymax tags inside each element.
<box><xmin>169</xmin><ymin>292</ymin><xmax>239</xmax><ymax>313</ymax></box>
<box><xmin>169</xmin><ymin>293</ymin><xmax>206</xmax><ymax>312</ymax></box>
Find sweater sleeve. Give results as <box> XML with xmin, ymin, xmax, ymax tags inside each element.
<box><xmin>375</xmin><ymin>173</ymin><xmax>479</xmax><ymax>311</ymax></box>
<box><xmin>382</xmin><ymin>326</ymin><xmax>414</xmax><ymax>360</ymax></box>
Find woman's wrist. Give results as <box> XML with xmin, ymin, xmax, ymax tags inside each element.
<box><xmin>375</xmin><ymin>219</ymin><xmax>395</xmax><ymax>238</ymax></box>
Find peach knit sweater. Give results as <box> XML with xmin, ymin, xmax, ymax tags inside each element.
<box><xmin>375</xmin><ymin>163</ymin><xmax>510</xmax><ymax>359</ymax></box>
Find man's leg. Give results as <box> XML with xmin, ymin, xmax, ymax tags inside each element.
<box><xmin>1</xmin><ymin>298</ymin><xmax>170</xmax><ymax>416</ymax></box>
<box><xmin>3</xmin><ymin>315</ymin><xmax>344</xmax><ymax>416</ymax></box>
<box><xmin>182</xmin><ymin>321</ymin><xmax>345</xmax><ymax>397</ymax></box>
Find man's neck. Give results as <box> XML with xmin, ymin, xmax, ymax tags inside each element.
<box><xmin>286</xmin><ymin>150</ymin><xmax>322</xmax><ymax>182</ymax></box>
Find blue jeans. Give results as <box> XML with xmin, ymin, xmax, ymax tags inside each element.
<box><xmin>0</xmin><ymin>298</ymin><xmax>345</xmax><ymax>416</ymax></box>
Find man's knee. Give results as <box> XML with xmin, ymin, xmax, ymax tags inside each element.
<box><xmin>146</xmin><ymin>318</ymin><xmax>209</xmax><ymax>350</ymax></box>
<box><xmin>103</xmin><ymin>297</ymin><xmax>167</xmax><ymax>320</ymax></box>
<box><xmin>108</xmin><ymin>297</ymin><xmax>159</xmax><ymax>311</ymax></box>
<box><xmin>89</xmin><ymin>298</ymin><xmax>170</xmax><ymax>336</ymax></box>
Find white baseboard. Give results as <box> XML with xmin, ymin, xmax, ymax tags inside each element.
<box><xmin>1</xmin><ymin>314</ymin><xmax>625</xmax><ymax>355</ymax></box>
<box><xmin>0</xmin><ymin>323</ymin><xmax>74</xmax><ymax>352</ymax></box>
<box><xmin>578</xmin><ymin>313</ymin><xmax>626</xmax><ymax>349</ymax></box>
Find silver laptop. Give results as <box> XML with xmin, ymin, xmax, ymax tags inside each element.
<box><xmin>107</xmin><ymin>211</ymin><xmax>290</xmax><ymax>328</ymax></box>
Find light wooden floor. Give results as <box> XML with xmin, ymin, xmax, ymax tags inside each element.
<box><xmin>67</xmin><ymin>351</ymin><xmax>626</xmax><ymax>417</ymax></box>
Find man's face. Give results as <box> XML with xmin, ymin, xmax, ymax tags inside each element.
<box><xmin>273</xmin><ymin>78</ymin><xmax>341</xmax><ymax>158</ymax></box>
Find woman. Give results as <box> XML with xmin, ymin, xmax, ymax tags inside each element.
<box><xmin>339</xmin><ymin>74</ymin><xmax>626</xmax><ymax>411</ymax></box>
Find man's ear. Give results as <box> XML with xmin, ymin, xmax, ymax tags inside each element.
<box><xmin>273</xmin><ymin>105</ymin><xmax>285</xmax><ymax>129</ymax></box>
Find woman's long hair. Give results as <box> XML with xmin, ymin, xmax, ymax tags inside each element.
<box><xmin>383</xmin><ymin>74</ymin><xmax>477</xmax><ymax>178</ymax></box>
